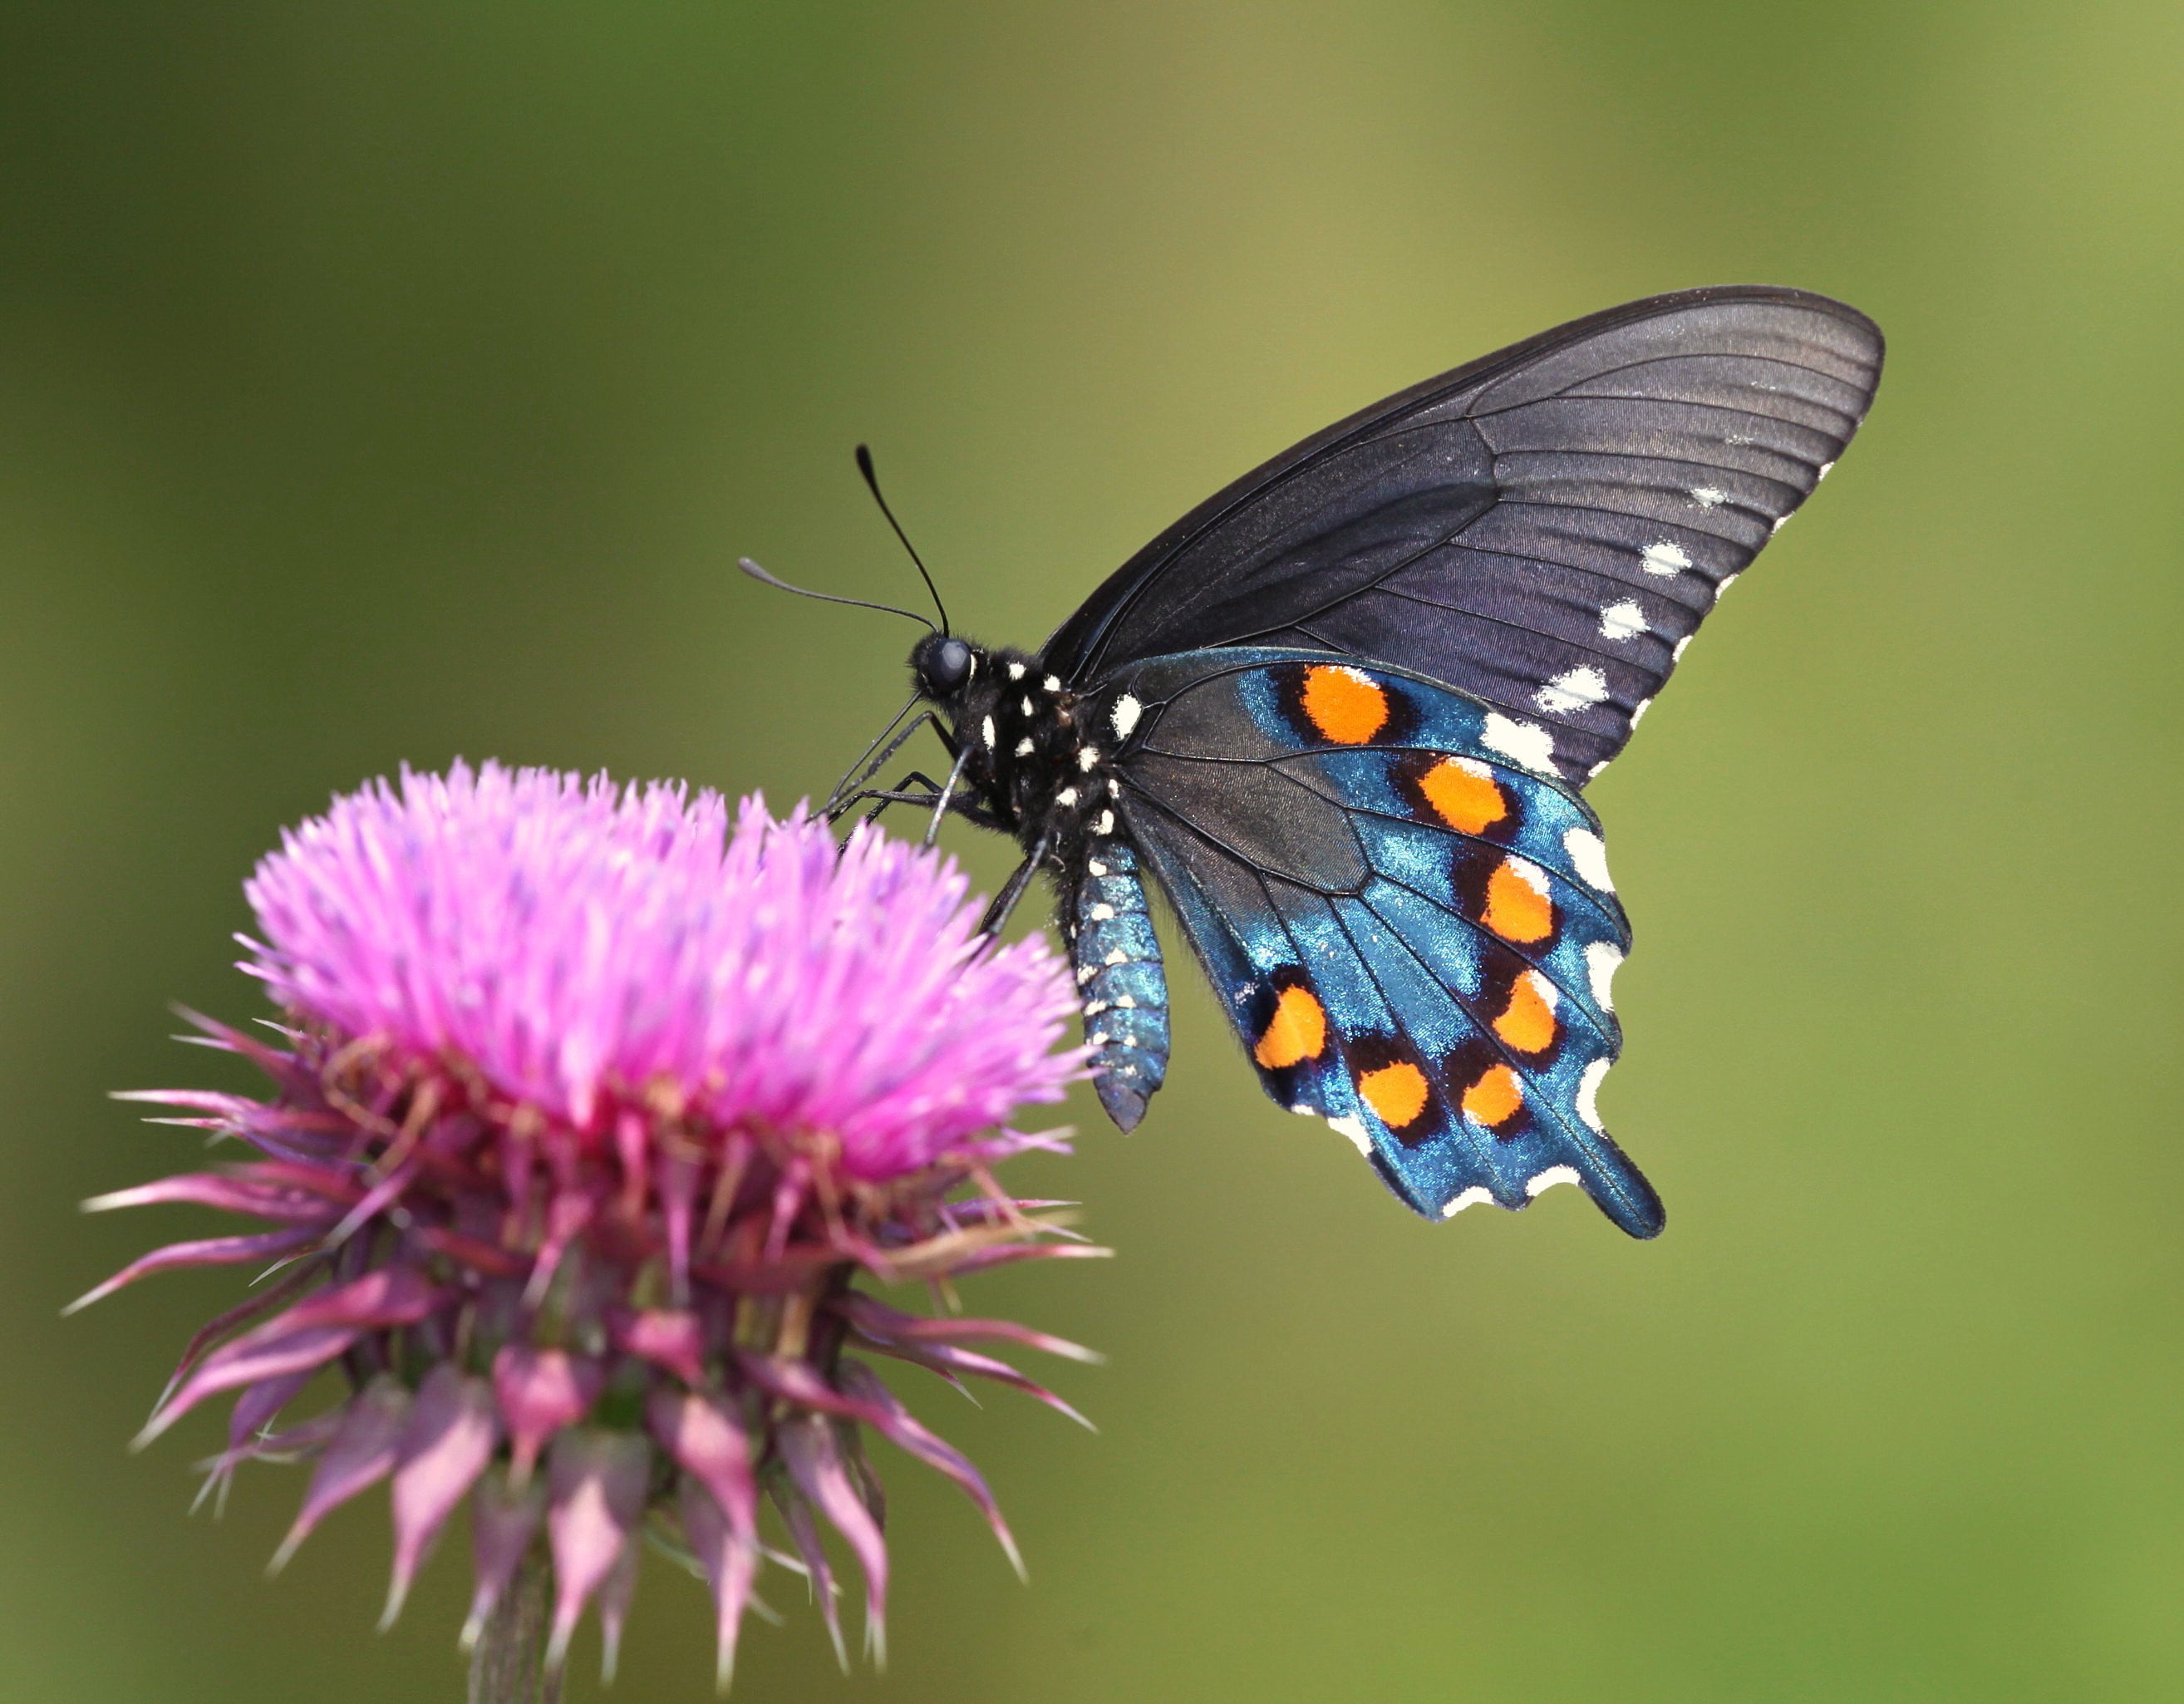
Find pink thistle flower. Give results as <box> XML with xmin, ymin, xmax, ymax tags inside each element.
<box><xmin>78</xmin><ymin>762</ymin><xmax>1101</xmax><ymax>1691</ymax></box>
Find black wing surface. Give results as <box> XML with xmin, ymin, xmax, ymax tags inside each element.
<box><xmin>1040</xmin><ymin>287</ymin><xmax>1883</xmax><ymax>785</ymax></box>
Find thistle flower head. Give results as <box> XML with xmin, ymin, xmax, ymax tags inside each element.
<box><xmin>80</xmin><ymin>762</ymin><xmax>1098</xmax><ymax>1687</ymax></box>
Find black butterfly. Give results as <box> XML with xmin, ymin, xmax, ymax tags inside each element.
<box><xmin>814</xmin><ymin>286</ymin><xmax>1882</xmax><ymax>1238</ymax></box>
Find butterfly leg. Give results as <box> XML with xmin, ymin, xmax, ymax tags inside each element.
<box><xmin>978</xmin><ymin>830</ymin><xmax>1055</xmax><ymax>938</ymax></box>
<box><xmin>922</xmin><ymin>742</ymin><xmax>976</xmax><ymax>847</ymax></box>
<box><xmin>824</xmin><ymin>711</ymin><xmax>957</xmax><ymax>821</ymax></box>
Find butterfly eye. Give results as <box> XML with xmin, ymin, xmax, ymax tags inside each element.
<box><xmin>913</xmin><ymin>636</ymin><xmax>974</xmax><ymax>697</ymax></box>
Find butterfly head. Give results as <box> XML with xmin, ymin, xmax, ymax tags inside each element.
<box><xmin>910</xmin><ymin>632</ymin><xmax>982</xmax><ymax>707</ymax></box>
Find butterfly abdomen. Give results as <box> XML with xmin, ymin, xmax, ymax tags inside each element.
<box><xmin>1065</xmin><ymin>839</ymin><xmax>1169</xmax><ymax>1132</ymax></box>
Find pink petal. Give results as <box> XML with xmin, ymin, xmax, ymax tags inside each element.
<box><xmin>462</xmin><ymin>1469</ymin><xmax>546</xmax><ymax>1652</ymax></box>
<box><xmin>612</xmin><ymin>1308</ymin><xmax>707</xmax><ymax>1386</ymax></box>
<box><xmin>645</xmin><ymin>1389</ymin><xmax>754</xmax><ymax>1538</ymax></box>
<box><xmin>269</xmin><ymin>1377</ymin><xmax>412</xmax><ymax>1572</ymax></box>
<box><xmin>544</xmin><ymin>1430</ymin><xmax>649</xmax><ymax>1673</ymax></box>
<box><xmin>66</xmin><ymin>1225</ymin><xmax>319</xmax><ymax>1316</ymax></box>
<box><xmin>381</xmin><ymin>1367</ymin><xmax>499</xmax><ymax>1628</ymax></box>
<box><xmin>677</xmin><ymin>1475</ymin><xmax>757</xmax><ymax>1692</ymax></box>
<box><xmin>780</xmin><ymin>1417</ymin><xmax>888</xmax><ymax>1667</ymax></box>
<box><xmin>835</xmin><ymin>1358</ymin><xmax>1022</xmax><ymax>1577</ymax></box>
<box><xmin>493</xmin><ymin>1347</ymin><xmax>603</xmax><ymax>1486</ymax></box>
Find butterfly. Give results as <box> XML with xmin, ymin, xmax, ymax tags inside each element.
<box><xmin>822</xmin><ymin>286</ymin><xmax>1883</xmax><ymax>1238</ymax></box>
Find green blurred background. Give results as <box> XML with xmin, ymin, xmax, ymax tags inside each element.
<box><xmin>3</xmin><ymin>2</ymin><xmax>2179</xmax><ymax>1700</ymax></box>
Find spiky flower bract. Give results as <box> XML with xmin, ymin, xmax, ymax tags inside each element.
<box><xmin>79</xmin><ymin>763</ymin><xmax>1099</xmax><ymax>1688</ymax></box>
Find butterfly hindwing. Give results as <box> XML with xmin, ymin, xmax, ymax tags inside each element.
<box><xmin>1107</xmin><ymin>649</ymin><xmax>1660</xmax><ymax>1236</ymax></box>
<box><xmin>1043</xmin><ymin>286</ymin><xmax>1883</xmax><ymax>786</ymax></box>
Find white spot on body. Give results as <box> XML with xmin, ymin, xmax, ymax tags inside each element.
<box><xmin>1585</xmin><ymin>942</ymin><xmax>1623</xmax><ymax>1012</ymax></box>
<box><xmin>1104</xmin><ymin>948</ymin><xmax>1127</xmax><ymax>966</ymax></box>
<box><xmin>1481</xmin><ymin>712</ymin><xmax>1559</xmax><ymax>776</ymax></box>
<box><xmin>1043</xmin><ymin>675</ymin><xmax>1062</xmax><ymax>692</ymax></box>
<box><xmin>1014</xmin><ymin>737</ymin><xmax>1035</xmax><ymax>757</ymax></box>
<box><xmin>1089</xmin><ymin>903</ymin><xmax>1115</xmax><ymax>922</ymax></box>
<box><xmin>1525</xmin><ymin>1165</ymin><xmax>1581</xmax><ymax>1199</ymax></box>
<box><xmin>1691</xmin><ymin>486</ymin><xmax>1729</xmax><ymax>510</ymax></box>
<box><xmin>1110</xmin><ymin>694</ymin><xmax>1143</xmax><ymax>740</ymax></box>
<box><xmin>1536</xmin><ymin>666</ymin><xmax>1609</xmax><ymax>715</ymax></box>
<box><xmin>1007</xmin><ymin>661</ymin><xmax>1026</xmax><ymax>680</ymax></box>
<box><xmin>1640</xmin><ymin>540</ymin><xmax>1693</xmax><ymax>577</ymax></box>
<box><xmin>1576</xmin><ymin>1058</ymin><xmax>1611</xmax><ymax>1131</ymax></box>
<box><xmin>1562</xmin><ymin>827</ymin><xmax>1615</xmax><ymax>893</ymax></box>
<box><xmin>1096</xmin><ymin>809</ymin><xmax>1114</xmax><ymax>834</ymax></box>
<box><xmin>1599</xmin><ymin>599</ymin><xmax>1649</xmax><ymax>641</ymax></box>
<box><xmin>1326</xmin><ymin>1115</ymin><xmax>1372</xmax><ymax>1156</ymax></box>
<box><xmin>1021</xmin><ymin>696</ymin><xmax>1035</xmax><ymax>717</ymax></box>
<box><xmin>1055</xmin><ymin>786</ymin><xmax>1078</xmax><ymax>806</ymax></box>
<box><xmin>981</xmin><ymin>716</ymin><xmax>996</xmax><ymax>750</ymax></box>
<box><xmin>1439</xmin><ymin>1186</ymin><xmax>1495</xmax><ymax>1219</ymax></box>
<box><xmin>1077</xmin><ymin>746</ymin><xmax>1099</xmax><ymax>771</ymax></box>
<box><xmin>1087</xmin><ymin>859</ymin><xmax>1109</xmax><ymax>878</ymax></box>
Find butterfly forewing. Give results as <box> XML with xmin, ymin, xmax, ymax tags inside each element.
<box><xmin>1045</xmin><ymin>286</ymin><xmax>1883</xmax><ymax>786</ymax></box>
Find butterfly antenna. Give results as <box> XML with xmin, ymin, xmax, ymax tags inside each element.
<box><xmin>854</xmin><ymin>444</ymin><xmax>951</xmax><ymax>637</ymax></box>
<box><xmin>736</xmin><ymin>558</ymin><xmax>934</xmax><ymax>631</ymax></box>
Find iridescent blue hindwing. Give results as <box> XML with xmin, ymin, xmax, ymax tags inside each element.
<box><xmin>1105</xmin><ymin>649</ymin><xmax>1660</xmax><ymax>1237</ymax></box>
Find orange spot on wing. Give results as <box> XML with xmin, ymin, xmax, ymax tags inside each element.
<box><xmin>1418</xmin><ymin>757</ymin><xmax>1507</xmax><ymax>835</ymax></box>
<box><xmin>1492</xmin><ymin>972</ymin><xmax>1559</xmax><ymax>1055</ymax></box>
<box><xmin>1301</xmin><ymin>665</ymin><xmax>1390</xmax><ymax>745</ymax></box>
<box><xmin>1461</xmin><ymin>1065</ymin><xmax>1523</xmax><ymax>1128</ymax></box>
<box><xmin>1358</xmin><ymin>1060</ymin><xmax>1430</xmax><ymax>1129</ymax></box>
<box><xmin>1481</xmin><ymin>858</ymin><xmax>1555</xmax><ymax>944</ymax></box>
<box><xmin>1252</xmin><ymin>985</ymin><xmax>1328</xmax><ymax>1070</ymax></box>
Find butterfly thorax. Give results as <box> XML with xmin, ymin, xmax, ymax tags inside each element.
<box><xmin>910</xmin><ymin>638</ymin><xmax>1121</xmax><ymax>867</ymax></box>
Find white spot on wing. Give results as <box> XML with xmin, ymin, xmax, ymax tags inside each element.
<box><xmin>1326</xmin><ymin>1115</ymin><xmax>1372</xmax><ymax>1156</ymax></box>
<box><xmin>1585</xmin><ymin>942</ymin><xmax>1623</xmax><ymax>1012</ymax></box>
<box><xmin>1770</xmin><ymin>514</ymin><xmax>1791</xmax><ymax>535</ymax></box>
<box><xmin>1506</xmin><ymin>856</ymin><xmax>1551</xmax><ymax>899</ymax></box>
<box><xmin>1690</xmin><ymin>486</ymin><xmax>1728</xmax><ymax>510</ymax></box>
<box><xmin>1816</xmin><ymin>460</ymin><xmax>1835</xmax><ymax>482</ymax></box>
<box><xmin>1110</xmin><ymin>694</ymin><xmax>1143</xmax><ymax>740</ymax></box>
<box><xmin>1562</xmin><ymin>827</ymin><xmax>1614</xmax><ymax>893</ymax></box>
<box><xmin>1439</xmin><ymin>1186</ymin><xmax>1495</xmax><ymax>1219</ymax></box>
<box><xmin>1587</xmin><ymin>761</ymin><xmax>1609</xmax><ymax>780</ymax></box>
<box><xmin>1481</xmin><ymin>712</ymin><xmax>1559</xmax><ymax>776</ymax></box>
<box><xmin>1525</xmin><ymin>1165</ymin><xmax>1581</xmax><ymax>1199</ymax></box>
<box><xmin>1599</xmin><ymin>600</ymin><xmax>1648</xmax><ymax>641</ymax></box>
<box><xmin>1576</xmin><ymin>1058</ymin><xmax>1610</xmax><ymax>1132</ymax></box>
<box><xmin>1536</xmin><ymin>667</ymin><xmax>1608</xmax><ymax>716</ymax></box>
<box><xmin>1671</xmin><ymin>635</ymin><xmax>1692</xmax><ymax>663</ymax></box>
<box><xmin>1640</xmin><ymin>540</ymin><xmax>1693</xmax><ymax>577</ymax></box>
<box><xmin>1630</xmin><ymin>697</ymin><xmax>1651</xmax><ymax>726</ymax></box>
<box><xmin>1712</xmin><ymin>574</ymin><xmax>1739</xmax><ymax>603</ymax></box>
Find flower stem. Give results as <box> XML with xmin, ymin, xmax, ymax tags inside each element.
<box><xmin>470</xmin><ymin>1544</ymin><xmax>560</xmax><ymax>1704</ymax></box>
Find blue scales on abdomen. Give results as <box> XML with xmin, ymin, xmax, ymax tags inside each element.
<box><xmin>1068</xmin><ymin>838</ymin><xmax>1169</xmax><ymax>1131</ymax></box>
